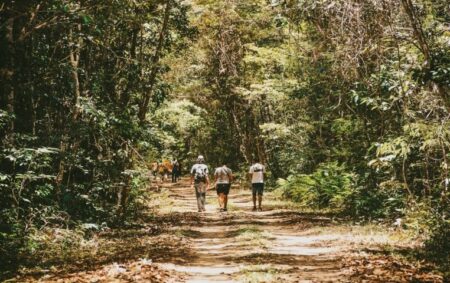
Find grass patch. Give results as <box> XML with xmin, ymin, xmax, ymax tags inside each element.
<box><xmin>150</xmin><ymin>188</ymin><xmax>175</xmax><ymax>213</ymax></box>
<box><xmin>174</xmin><ymin>229</ymin><xmax>202</xmax><ymax>238</ymax></box>
<box><xmin>239</xmin><ymin>264</ymin><xmax>279</xmax><ymax>283</ymax></box>
<box><xmin>297</xmin><ymin>223</ymin><xmax>424</xmax><ymax>248</ymax></box>
<box><xmin>231</xmin><ymin>226</ymin><xmax>273</xmax><ymax>249</ymax></box>
<box><xmin>225</xmin><ymin>203</ymin><xmax>238</xmax><ymax>212</ymax></box>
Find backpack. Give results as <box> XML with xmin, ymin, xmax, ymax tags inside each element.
<box><xmin>194</xmin><ymin>165</ymin><xmax>207</xmax><ymax>182</ymax></box>
<box><xmin>253</xmin><ymin>164</ymin><xmax>263</xmax><ymax>172</ymax></box>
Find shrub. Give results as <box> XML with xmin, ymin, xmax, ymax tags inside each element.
<box><xmin>277</xmin><ymin>162</ymin><xmax>355</xmax><ymax>211</ymax></box>
<box><xmin>424</xmin><ymin>218</ymin><xmax>450</xmax><ymax>275</ymax></box>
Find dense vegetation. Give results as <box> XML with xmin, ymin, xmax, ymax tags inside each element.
<box><xmin>1</xmin><ymin>0</ymin><xmax>449</xmax><ymax>278</ymax></box>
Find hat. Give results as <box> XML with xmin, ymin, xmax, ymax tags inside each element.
<box><xmin>197</xmin><ymin>155</ymin><xmax>205</xmax><ymax>162</ymax></box>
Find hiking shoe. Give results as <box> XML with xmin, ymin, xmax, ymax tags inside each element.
<box><xmin>219</xmin><ymin>208</ymin><xmax>224</xmax><ymax>212</ymax></box>
<box><xmin>258</xmin><ymin>207</ymin><xmax>263</xmax><ymax>212</ymax></box>
<box><xmin>252</xmin><ymin>207</ymin><xmax>257</xmax><ymax>212</ymax></box>
<box><xmin>223</xmin><ymin>208</ymin><xmax>228</xmax><ymax>212</ymax></box>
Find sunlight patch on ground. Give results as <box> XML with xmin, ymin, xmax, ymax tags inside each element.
<box><xmin>238</xmin><ymin>264</ymin><xmax>280</xmax><ymax>283</ymax></box>
<box><xmin>269</xmin><ymin>245</ymin><xmax>341</xmax><ymax>256</ymax></box>
<box><xmin>158</xmin><ymin>263</ymin><xmax>241</xmax><ymax>275</ymax></box>
<box><xmin>158</xmin><ymin>262</ymin><xmax>241</xmax><ymax>282</ymax></box>
<box><xmin>154</xmin><ymin>180</ymin><xmax>441</xmax><ymax>282</ymax></box>
<box><xmin>297</xmin><ymin>224</ymin><xmax>420</xmax><ymax>248</ymax></box>
<box><xmin>234</xmin><ymin>226</ymin><xmax>273</xmax><ymax>249</ymax></box>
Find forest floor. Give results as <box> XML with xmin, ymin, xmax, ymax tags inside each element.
<box><xmin>13</xmin><ymin>178</ymin><xmax>444</xmax><ymax>282</ymax></box>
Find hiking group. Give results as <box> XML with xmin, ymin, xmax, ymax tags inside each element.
<box><xmin>151</xmin><ymin>159</ymin><xmax>181</xmax><ymax>183</ymax></box>
<box><xmin>190</xmin><ymin>155</ymin><xmax>266</xmax><ymax>212</ymax></box>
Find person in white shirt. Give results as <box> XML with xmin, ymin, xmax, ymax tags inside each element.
<box><xmin>214</xmin><ymin>164</ymin><xmax>233</xmax><ymax>212</ymax></box>
<box><xmin>248</xmin><ymin>159</ymin><xmax>266</xmax><ymax>211</ymax></box>
<box><xmin>190</xmin><ymin>155</ymin><xmax>209</xmax><ymax>212</ymax></box>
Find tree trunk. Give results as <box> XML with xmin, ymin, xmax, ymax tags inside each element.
<box><xmin>400</xmin><ymin>0</ymin><xmax>449</xmax><ymax>107</ymax></box>
<box><xmin>138</xmin><ymin>1</ymin><xmax>172</xmax><ymax>121</ymax></box>
<box><xmin>400</xmin><ymin>0</ymin><xmax>431</xmax><ymax>67</ymax></box>
<box><xmin>69</xmin><ymin>24</ymin><xmax>82</xmax><ymax>120</ymax></box>
<box><xmin>55</xmin><ymin>24</ymin><xmax>83</xmax><ymax>200</ymax></box>
<box><xmin>120</xmin><ymin>28</ymin><xmax>139</xmax><ymax>106</ymax></box>
<box><xmin>4</xmin><ymin>17</ymin><xmax>15</xmax><ymax>142</ymax></box>
<box><xmin>231</xmin><ymin>109</ymin><xmax>252</xmax><ymax>163</ymax></box>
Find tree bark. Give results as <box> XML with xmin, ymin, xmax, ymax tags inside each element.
<box><xmin>4</xmin><ymin>17</ymin><xmax>15</xmax><ymax>142</ymax></box>
<box><xmin>69</xmin><ymin>24</ymin><xmax>82</xmax><ymax>120</ymax></box>
<box><xmin>400</xmin><ymin>0</ymin><xmax>431</xmax><ymax>67</ymax></box>
<box><xmin>120</xmin><ymin>28</ymin><xmax>139</xmax><ymax>106</ymax></box>
<box><xmin>400</xmin><ymin>0</ymin><xmax>449</xmax><ymax>108</ymax></box>
<box><xmin>138</xmin><ymin>1</ymin><xmax>172</xmax><ymax>121</ymax></box>
<box><xmin>55</xmin><ymin>24</ymin><xmax>83</xmax><ymax>200</ymax></box>
<box><xmin>231</xmin><ymin>109</ymin><xmax>252</xmax><ymax>163</ymax></box>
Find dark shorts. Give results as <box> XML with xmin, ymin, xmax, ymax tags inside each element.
<box><xmin>252</xmin><ymin>183</ymin><xmax>264</xmax><ymax>196</ymax></box>
<box><xmin>216</xmin><ymin>183</ymin><xmax>231</xmax><ymax>195</ymax></box>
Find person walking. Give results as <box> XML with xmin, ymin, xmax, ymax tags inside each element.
<box><xmin>177</xmin><ymin>160</ymin><xmax>182</xmax><ymax>179</ymax></box>
<box><xmin>214</xmin><ymin>164</ymin><xmax>233</xmax><ymax>212</ymax></box>
<box><xmin>190</xmin><ymin>155</ymin><xmax>210</xmax><ymax>212</ymax></box>
<box><xmin>171</xmin><ymin>159</ymin><xmax>180</xmax><ymax>183</ymax></box>
<box><xmin>249</xmin><ymin>159</ymin><xmax>266</xmax><ymax>211</ymax></box>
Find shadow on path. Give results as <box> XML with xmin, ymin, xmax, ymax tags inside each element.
<box><xmin>156</xmin><ymin>178</ymin><xmax>346</xmax><ymax>283</ymax></box>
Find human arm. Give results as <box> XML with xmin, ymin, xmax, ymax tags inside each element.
<box><xmin>206</xmin><ymin>167</ymin><xmax>210</xmax><ymax>188</ymax></box>
<box><xmin>190</xmin><ymin>165</ymin><xmax>195</xmax><ymax>186</ymax></box>
<box><xmin>248</xmin><ymin>166</ymin><xmax>253</xmax><ymax>181</ymax></box>
<box><xmin>213</xmin><ymin>168</ymin><xmax>218</xmax><ymax>184</ymax></box>
<box><xmin>228</xmin><ymin>168</ymin><xmax>234</xmax><ymax>183</ymax></box>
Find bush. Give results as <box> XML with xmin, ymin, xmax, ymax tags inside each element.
<box><xmin>277</xmin><ymin>162</ymin><xmax>355</xmax><ymax>211</ymax></box>
<box><xmin>424</xmin><ymin>218</ymin><xmax>450</xmax><ymax>275</ymax></box>
<box><xmin>277</xmin><ymin>162</ymin><xmax>410</xmax><ymax>219</ymax></box>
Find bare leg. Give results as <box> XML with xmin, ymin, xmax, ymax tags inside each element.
<box><xmin>252</xmin><ymin>193</ymin><xmax>257</xmax><ymax>210</ymax></box>
<box><xmin>224</xmin><ymin>195</ymin><xmax>228</xmax><ymax>210</ymax></box>
<box><xmin>258</xmin><ymin>194</ymin><xmax>262</xmax><ymax>209</ymax></box>
<box><xmin>218</xmin><ymin>193</ymin><xmax>224</xmax><ymax>209</ymax></box>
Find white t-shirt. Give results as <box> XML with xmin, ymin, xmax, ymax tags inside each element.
<box><xmin>214</xmin><ymin>166</ymin><xmax>232</xmax><ymax>184</ymax></box>
<box><xmin>190</xmin><ymin>163</ymin><xmax>209</xmax><ymax>182</ymax></box>
<box><xmin>249</xmin><ymin>163</ymin><xmax>265</xmax><ymax>183</ymax></box>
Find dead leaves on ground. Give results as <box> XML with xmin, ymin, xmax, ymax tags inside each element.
<box><xmin>11</xmin><ymin>233</ymin><xmax>191</xmax><ymax>282</ymax></box>
<box><xmin>22</xmin><ymin>259</ymin><xmax>185</xmax><ymax>283</ymax></box>
<box><xmin>342</xmin><ymin>252</ymin><xmax>443</xmax><ymax>282</ymax></box>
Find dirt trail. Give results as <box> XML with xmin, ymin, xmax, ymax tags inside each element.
<box><xmin>156</xmin><ymin>179</ymin><xmax>347</xmax><ymax>282</ymax></box>
<box><xmin>17</xmin><ymin>178</ymin><xmax>443</xmax><ymax>282</ymax></box>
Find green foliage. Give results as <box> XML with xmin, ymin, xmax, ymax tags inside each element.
<box><xmin>277</xmin><ymin>162</ymin><xmax>355</xmax><ymax>211</ymax></box>
<box><xmin>1</xmin><ymin>0</ymin><xmax>450</xmax><ymax>276</ymax></box>
<box><xmin>425</xmin><ymin>218</ymin><xmax>450</xmax><ymax>273</ymax></box>
<box><xmin>0</xmin><ymin>0</ymin><xmax>194</xmax><ymax>274</ymax></box>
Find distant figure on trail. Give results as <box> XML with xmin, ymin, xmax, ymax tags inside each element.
<box><xmin>159</xmin><ymin>160</ymin><xmax>173</xmax><ymax>182</ymax></box>
<box><xmin>178</xmin><ymin>160</ymin><xmax>182</xmax><ymax>176</ymax></box>
<box><xmin>249</xmin><ymin>159</ymin><xmax>266</xmax><ymax>211</ymax></box>
<box><xmin>171</xmin><ymin>159</ymin><xmax>180</xmax><ymax>183</ymax></box>
<box><xmin>214</xmin><ymin>164</ymin><xmax>233</xmax><ymax>212</ymax></box>
<box><xmin>190</xmin><ymin>155</ymin><xmax>210</xmax><ymax>212</ymax></box>
<box><xmin>150</xmin><ymin>162</ymin><xmax>159</xmax><ymax>179</ymax></box>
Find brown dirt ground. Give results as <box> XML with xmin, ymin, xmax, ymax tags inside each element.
<box><xmin>153</xmin><ymin>179</ymin><xmax>443</xmax><ymax>283</ymax></box>
<box><xmin>12</xmin><ymin>177</ymin><xmax>443</xmax><ymax>283</ymax></box>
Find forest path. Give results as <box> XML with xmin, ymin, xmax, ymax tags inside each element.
<box><xmin>155</xmin><ymin>178</ymin><xmax>347</xmax><ymax>283</ymax></box>
<box><xmin>15</xmin><ymin>178</ymin><xmax>444</xmax><ymax>282</ymax></box>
